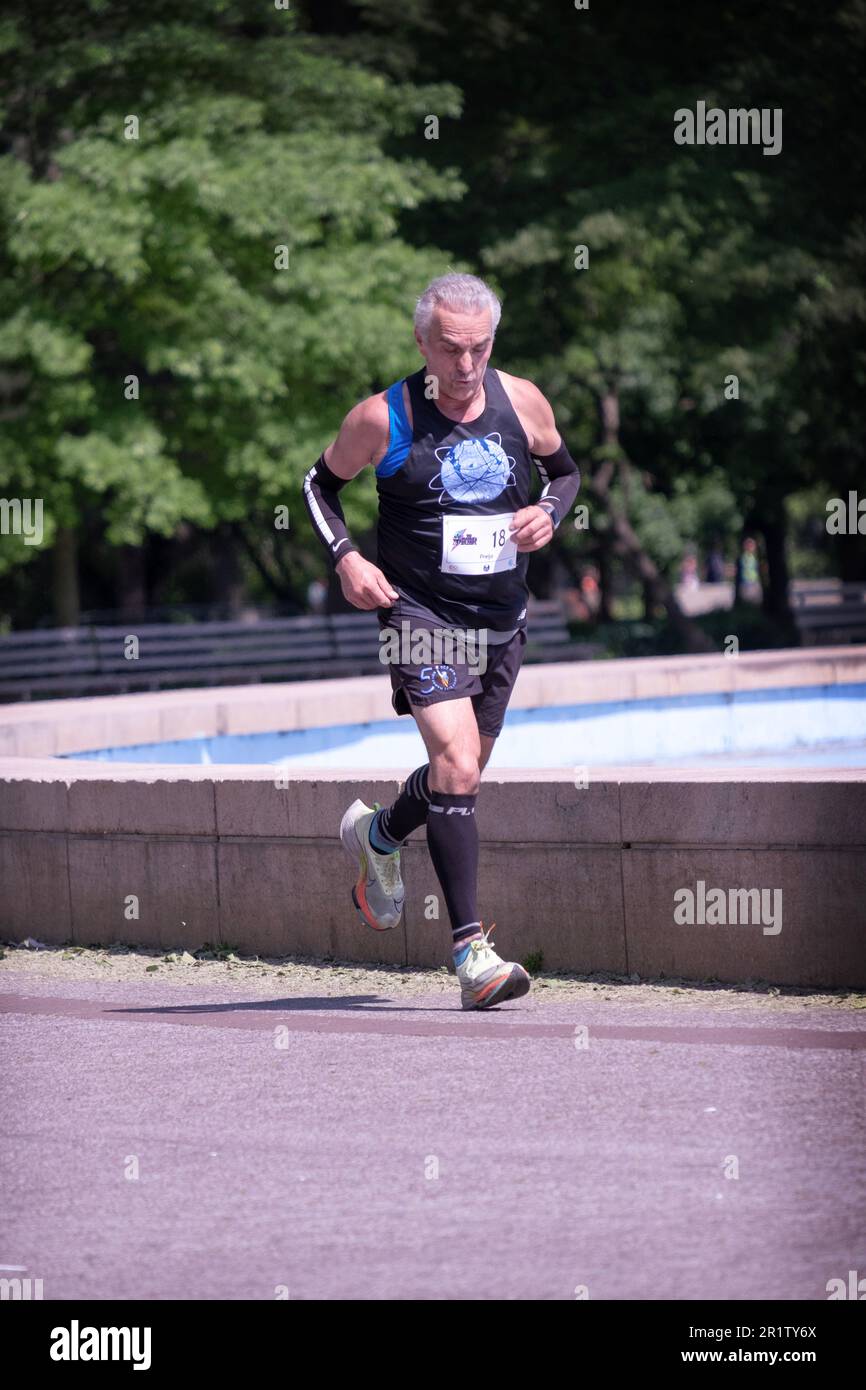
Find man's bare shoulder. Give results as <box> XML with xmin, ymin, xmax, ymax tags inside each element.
<box><xmin>495</xmin><ymin>370</ymin><xmax>558</xmax><ymax>448</ymax></box>
<box><xmin>326</xmin><ymin>391</ymin><xmax>391</xmax><ymax>474</ymax></box>
<box><xmin>346</xmin><ymin>390</ymin><xmax>392</xmax><ymax>440</ymax></box>
<box><xmin>497</xmin><ymin>370</ymin><xmax>551</xmax><ymax>413</ymax></box>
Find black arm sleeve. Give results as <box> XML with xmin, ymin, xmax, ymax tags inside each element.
<box><xmin>302</xmin><ymin>454</ymin><xmax>360</xmax><ymax>569</ymax></box>
<box><xmin>532</xmin><ymin>439</ymin><xmax>581</xmax><ymax>528</ymax></box>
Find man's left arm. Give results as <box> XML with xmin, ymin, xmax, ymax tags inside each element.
<box><xmin>510</xmin><ymin>383</ymin><xmax>581</xmax><ymax>551</ymax></box>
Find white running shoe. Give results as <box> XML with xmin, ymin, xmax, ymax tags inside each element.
<box><xmin>339</xmin><ymin>798</ymin><xmax>405</xmax><ymax>931</ymax></box>
<box><xmin>455</xmin><ymin>922</ymin><xmax>531</xmax><ymax>1010</ymax></box>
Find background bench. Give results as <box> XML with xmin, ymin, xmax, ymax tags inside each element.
<box><xmin>0</xmin><ymin>600</ymin><xmax>600</xmax><ymax>702</ymax></box>
<box><xmin>790</xmin><ymin>580</ymin><xmax>866</xmax><ymax>645</ymax></box>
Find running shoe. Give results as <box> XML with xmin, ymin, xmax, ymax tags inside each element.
<box><xmin>339</xmin><ymin>798</ymin><xmax>405</xmax><ymax>931</ymax></box>
<box><xmin>455</xmin><ymin>922</ymin><xmax>531</xmax><ymax>1010</ymax></box>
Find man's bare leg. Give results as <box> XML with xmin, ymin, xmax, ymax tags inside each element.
<box><xmin>368</xmin><ymin>720</ymin><xmax>494</xmax><ymax>853</ymax></box>
<box><xmin>408</xmin><ymin>697</ymin><xmax>528</xmax><ymax>1005</ymax></box>
<box><xmin>406</xmin><ymin>697</ymin><xmax>483</xmax><ymax>952</ymax></box>
<box><xmin>408</xmin><ymin>698</ymin><xmax>529</xmax><ymax>1007</ymax></box>
<box><xmin>410</xmin><ymin>697</ymin><xmax>482</xmax><ymax>795</ymax></box>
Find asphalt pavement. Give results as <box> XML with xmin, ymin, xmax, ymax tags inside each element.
<box><xmin>2</xmin><ymin>970</ymin><xmax>864</xmax><ymax>1300</ymax></box>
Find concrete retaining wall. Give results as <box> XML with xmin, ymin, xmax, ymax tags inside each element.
<box><xmin>1</xmin><ymin>647</ymin><xmax>865</xmax><ymax>987</ymax></box>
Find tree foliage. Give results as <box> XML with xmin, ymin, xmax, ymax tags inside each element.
<box><xmin>1</xmin><ymin>0</ymin><xmax>863</xmax><ymax>629</ymax></box>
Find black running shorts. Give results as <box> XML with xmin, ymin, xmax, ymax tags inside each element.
<box><xmin>380</xmin><ymin>625</ymin><xmax>527</xmax><ymax>739</ymax></box>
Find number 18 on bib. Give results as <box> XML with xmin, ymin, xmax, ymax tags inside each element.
<box><xmin>440</xmin><ymin>512</ymin><xmax>518</xmax><ymax>576</ymax></box>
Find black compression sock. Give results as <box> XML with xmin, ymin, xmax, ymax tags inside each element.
<box><xmin>372</xmin><ymin>765</ymin><xmax>432</xmax><ymax>850</ymax></box>
<box><xmin>425</xmin><ymin>790</ymin><xmax>479</xmax><ymax>930</ymax></box>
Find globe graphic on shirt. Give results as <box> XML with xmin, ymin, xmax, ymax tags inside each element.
<box><xmin>430</xmin><ymin>433</ymin><xmax>516</xmax><ymax>504</ymax></box>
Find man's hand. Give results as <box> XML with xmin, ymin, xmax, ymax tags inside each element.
<box><xmin>336</xmin><ymin>551</ymin><xmax>400</xmax><ymax>610</ymax></box>
<box><xmin>510</xmin><ymin>505</ymin><xmax>554</xmax><ymax>552</ymax></box>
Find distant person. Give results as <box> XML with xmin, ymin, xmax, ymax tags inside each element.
<box><xmin>737</xmin><ymin>537</ymin><xmax>761</xmax><ymax>602</ymax></box>
<box><xmin>705</xmin><ymin>545</ymin><xmax>725</xmax><ymax>584</ymax></box>
<box><xmin>306</xmin><ymin>578</ymin><xmax>327</xmax><ymax>614</ymax></box>
<box><xmin>562</xmin><ymin>566</ymin><xmax>600</xmax><ymax>622</ymax></box>
<box><xmin>302</xmin><ymin>272</ymin><xmax>581</xmax><ymax>1009</ymax></box>
<box><xmin>580</xmin><ymin>566</ymin><xmax>601</xmax><ymax>616</ymax></box>
<box><xmin>679</xmin><ymin>550</ymin><xmax>700</xmax><ymax>591</ymax></box>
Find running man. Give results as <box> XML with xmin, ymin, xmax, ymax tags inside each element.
<box><xmin>302</xmin><ymin>273</ymin><xmax>580</xmax><ymax>1009</ymax></box>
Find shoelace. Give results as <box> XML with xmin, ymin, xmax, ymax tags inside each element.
<box><xmin>376</xmin><ymin>850</ymin><xmax>402</xmax><ymax>894</ymax></box>
<box><xmin>367</xmin><ymin>806</ymin><xmax>402</xmax><ymax>893</ymax></box>
<box><xmin>470</xmin><ymin>921</ymin><xmax>498</xmax><ymax>959</ymax></box>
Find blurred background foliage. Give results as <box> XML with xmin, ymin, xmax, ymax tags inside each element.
<box><xmin>0</xmin><ymin>0</ymin><xmax>863</xmax><ymax>651</ymax></box>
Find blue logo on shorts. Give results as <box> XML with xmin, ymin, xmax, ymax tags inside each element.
<box><xmin>419</xmin><ymin>663</ymin><xmax>458</xmax><ymax>694</ymax></box>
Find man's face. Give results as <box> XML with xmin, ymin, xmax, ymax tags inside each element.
<box><xmin>415</xmin><ymin>306</ymin><xmax>494</xmax><ymax>401</ymax></box>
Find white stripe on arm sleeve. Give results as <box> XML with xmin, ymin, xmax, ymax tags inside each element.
<box><xmin>302</xmin><ymin>456</ymin><xmax>360</xmax><ymax>568</ymax></box>
<box><xmin>531</xmin><ymin>440</ymin><xmax>581</xmax><ymax>526</ymax></box>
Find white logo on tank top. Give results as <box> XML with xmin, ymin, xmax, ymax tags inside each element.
<box><xmin>429</xmin><ymin>434</ymin><xmax>516</xmax><ymax>504</ymax></box>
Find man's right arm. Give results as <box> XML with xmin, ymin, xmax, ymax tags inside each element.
<box><xmin>302</xmin><ymin>396</ymin><xmax>400</xmax><ymax>610</ymax></box>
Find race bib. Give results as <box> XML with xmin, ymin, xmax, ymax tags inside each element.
<box><xmin>440</xmin><ymin>512</ymin><xmax>518</xmax><ymax>575</ymax></box>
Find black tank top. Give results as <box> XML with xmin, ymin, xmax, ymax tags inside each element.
<box><xmin>375</xmin><ymin>366</ymin><xmax>534</xmax><ymax>632</ymax></box>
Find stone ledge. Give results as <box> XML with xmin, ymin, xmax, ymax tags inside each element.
<box><xmin>2</xmin><ymin>644</ymin><xmax>865</xmax><ymax>756</ymax></box>
<box><xmin>2</xmin><ymin>771</ymin><xmax>864</xmax><ymax>989</ymax></box>
<box><xmin>1</xmin><ymin>647</ymin><xmax>864</xmax><ymax>987</ymax></box>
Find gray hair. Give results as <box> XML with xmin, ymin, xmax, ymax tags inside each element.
<box><xmin>414</xmin><ymin>272</ymin><xmax>502</xmax><ymax>341</ymax></box>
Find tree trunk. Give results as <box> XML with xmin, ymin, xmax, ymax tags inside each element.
<box><xmin>149</xmin><ymin>525</ymin><xmax>196</xmax><ymax>608</ymax></box>
<box><xmin>116</xmin><ymin>544</ymin><xmax>147</xmax><ymax>623</ymax></box>
<box><xmin>232</xmin><ymin>521</ymin><xmax>292</xmax><ymax>604</ymax></box>
<box><xmin>52</xmin><ymin>525</ymin><xmax>80</xmax><ymax>627</ymax></box>
<box><xmin>597</xmin><ymin>535</ymin><xmax>615</xmax><ymax>621</ymax></box>
<box><xmin>591</xmin><ymin>388</ymin><xmax>714</xmax><ymax>653</ymax></box>
<box><xmin>757</xmin><ymin>511</ymin><xmax>792</xmax><ymax>621</ymax></box>
<box><xmin>213</xmin><ymin>522</ymin><xmax>244</xmax><ymax>617</ymax></box>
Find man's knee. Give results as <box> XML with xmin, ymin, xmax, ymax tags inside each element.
<box><xmin>430</xmin><ymin>750</ymin><xmax>481</xmax><ymax>796</ymax></box>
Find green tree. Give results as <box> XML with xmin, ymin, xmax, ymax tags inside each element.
<box><xmin>345</xmin><ymin>0</ymin><xmax>866</xmax><ymax>639</ymax></box>
<box><xmin>0</xmin><ymin>0</ymin><xmax>462</xmax><ymax>623</ymax></box>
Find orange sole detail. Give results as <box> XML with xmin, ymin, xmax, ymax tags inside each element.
<box><xmin>352</xmin><ymin>878</ymin><xmax>394</xmax><ymax>932</ymax></box>
<box><xmin>472</xmin><ymin>971</ymin><xmax>512</xmax><ymax>1005</ymax></box>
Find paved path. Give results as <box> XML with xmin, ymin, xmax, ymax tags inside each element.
<box><xmin>2</xmin><ymin>972</ymin><xmax>864</xmax><ymax>1300</ymax></box>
